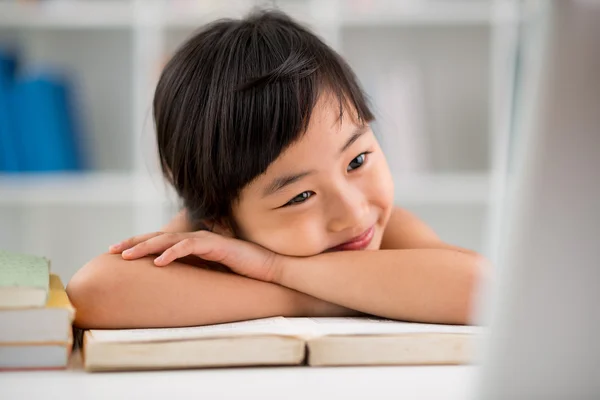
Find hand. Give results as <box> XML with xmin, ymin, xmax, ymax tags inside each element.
<box><xmin>108</xmin><ymin>231</ymin><xmax>283</xmax><ymax>282</ymax></box>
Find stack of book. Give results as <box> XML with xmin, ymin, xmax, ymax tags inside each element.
<box><xmin>0</xmin><ymin>250</ymin><xmax>75</xmax><ymax>370</ymax></box>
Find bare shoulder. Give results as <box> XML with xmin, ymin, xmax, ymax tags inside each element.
<box><xmin>161</xmin><ymin>209</ymin><xmax>194</xmax><ymax>233</ymax></box>
<box><xmin>380</xmin><ymin>206</ymin><xmax>476</xmax><ymax>254</ymax></box>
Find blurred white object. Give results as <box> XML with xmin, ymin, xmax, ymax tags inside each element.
<box><xmin>476</xmin><ymin>0</ymin><xmax>600</xmax><ymax>398</ymax></box>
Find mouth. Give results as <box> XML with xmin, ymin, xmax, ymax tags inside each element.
<box><xmin>329</xmin><ymin>226</ymin><xmax>375</xmax><ymax>252</ymax></box>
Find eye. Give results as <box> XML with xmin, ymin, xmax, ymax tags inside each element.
<box><xmin>347</xmin><ymin>152</ymin><xmax>370</xmax><ymax>172</ymax></box>
<box><xmin>284</xmin><ymin>191</ymin><xmax>314</xmax><ymax>207</ymax></box>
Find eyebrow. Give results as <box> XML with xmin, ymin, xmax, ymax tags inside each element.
<box><xmin>339</xmin><ymin>125</ymin><xmax>369</xmax><ymax>154</ymax></box>
<box><xmin>262</xmin><ymin>170</ymin><xmax>316</xmax><ymax>198</ymax></box>
<box><xmin>262</xmin><ymin>125</ymin><xmax>370</xmax><ymax>198</ymax></box>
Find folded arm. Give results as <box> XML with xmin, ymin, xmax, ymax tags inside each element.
<box><xmin>274</xmin><ymin>208</ymin><xmax>488</xmax><ymax>324</ymax></box>
<box><xmin>277</xmin><ymin>248</ymin><xmax>484</xmax><ymax>325</ymax></box>
<box><xmin>67</xmin><ymin>210</ymin><xmax>356</xmax><ymax>329</ymax></box>
<box><xmin>67</xmin><ymin>253</ymin><xmax>355</xmax><ymax>329</ymax></box>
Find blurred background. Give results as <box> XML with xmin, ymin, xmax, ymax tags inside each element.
<box><xmin>0</xmin><ymin>0</ymin><xmax>522</xmax><ymax>281</ymax></box>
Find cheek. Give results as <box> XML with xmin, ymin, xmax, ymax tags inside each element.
<box><xmin>369</xmin><ymin>155</ymin><xmax>395</xmax><ymax>211</ymax></box>
<box><xmin>236</xmin><ymin>212</ymin><xmax>328</xmax><ymax>257</ymax></box>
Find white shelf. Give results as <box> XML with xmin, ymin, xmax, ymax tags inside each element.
<box><xmin>340</xmin><ymin>1</ymin><xmax>493</xmax><ymax>27</ymax></box>
<box><xmin>165</xmin><ymin>1</ymin><xmax>494</xmax><ymax>29</ymax></box>
<box><xmin>0</xmin><ymin>172</ymin><xmax>176</xmax><ymax>205</ymax></box>
<box><xmin>162</xmin><ymin>1</ymin><xmax>264</xmax><ymax>28</ymax></box>
<box><xmin>0</xmin><ymin>172</ymin><xmax>489</xmax><ymax>206</ymax></box>
<box><xmin>0</xmin><ymin>1</ymin><xmax>134</xmax><ymax>29</ymax></box>
<box><xmin>0</xmin><ymin>0</ymin><xmax>503</xmax><ymax>30</ymax></box>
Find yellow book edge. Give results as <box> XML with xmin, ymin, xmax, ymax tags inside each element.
<box><xmin>47</xmin><ymin>274</ymin><xmax>75</xmax><ymax>315</ymax></box>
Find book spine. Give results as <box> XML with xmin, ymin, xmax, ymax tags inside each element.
<box><xmin>0</xmin><ymin>49</ymin><xmax>20</xmax><ymax>172</ymax></box>
<box><xmin>12</xmin><ymin>73</ymin><xmax>84</xmax><ymax>172</ymax></box>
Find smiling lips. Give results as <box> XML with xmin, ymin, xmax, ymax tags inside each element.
<box><xmin>330</xmin><ymin>226</ymin><xmax>375</xmax><ymax>251</ymax></box>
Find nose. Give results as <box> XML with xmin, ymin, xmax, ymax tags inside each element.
<box><xmin>326</xmin><ymin>183</ymin><xmax>369</xmax><ymax>233</ymax></box>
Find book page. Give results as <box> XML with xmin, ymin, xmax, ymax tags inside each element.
<box><xmin>286</xmin><ymin>317</ymin><xmax>482</xmax><ymax>336</ymax></box>
<box><xmin>89</xmin><ymin>317</ymin><xmax>304</xmax><ymax>343</ymax></box>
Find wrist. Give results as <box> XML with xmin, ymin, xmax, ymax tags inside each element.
<box><xmin>269</xmin><ymin>253</ymin><xmax>294</xmax><ymax>285</ymax></box>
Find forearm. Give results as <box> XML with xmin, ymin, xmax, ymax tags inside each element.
<box><xmin>67</xmin><ymin>253</ymin><xmax>356</xmax><ymax>329</ymax></box>
<box><xmin>276</xmin><ymin>249</ymin><xmax>487</xmax><ymax>324</ymax></box>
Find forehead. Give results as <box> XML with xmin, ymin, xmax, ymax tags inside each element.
<box><xmin>272</xmin><ymin>95</ymin><xmax>358</xmax><ymax>166</ymax></box>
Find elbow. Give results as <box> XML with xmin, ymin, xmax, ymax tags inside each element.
<box><xmin>66</xmin><ymin>253</ymin><xmax>124</xmax><ymax>329</ymax></box>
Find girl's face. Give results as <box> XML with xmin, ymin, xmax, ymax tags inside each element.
<box><xmin>231</xmin><ymin>94</ymin><xmax>395</xmax><ymax>257</ymax></box>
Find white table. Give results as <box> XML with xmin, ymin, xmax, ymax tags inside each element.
<box><xmin>0</xmin><ymin>354</ymin><xmax>478</xmax><ymax>400</ymax></box>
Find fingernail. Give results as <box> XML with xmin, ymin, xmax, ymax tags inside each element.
<box><xmin>123</xmin><ymin>249</ymin><xmax>133</xmax><ymax>256</ymax></box>
<box><xmin>154</xmin><ymin>255</ymin><xmax>164</xmax><ymax>264</ymax></box>
<box><xmin>109</xmin><ymin>243</ymin><xmax>121</xmax><ymax>252</ymax></box>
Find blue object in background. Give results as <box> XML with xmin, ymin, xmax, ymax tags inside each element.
<box><xmin>0</xmin><ymin>49</ymin><xmax>20</xmax><ymax>172</ymax></box>
<box><xmin>11</xmin><ymin>72</ymin><xmax>84</xmax><ymax>172</ymax></box>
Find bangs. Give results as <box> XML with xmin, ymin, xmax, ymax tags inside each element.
<box><xmin>224</xmin><ymin>12</ymin><xmax>374</xmax><ymax>188</ymax></box>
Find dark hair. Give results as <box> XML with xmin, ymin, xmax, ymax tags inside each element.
<box><xmin>153</xmin><ymin>9</ymin><xmax>373</xmax><ymax>232</ymax></box>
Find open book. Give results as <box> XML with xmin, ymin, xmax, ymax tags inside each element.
<box><xmin>83</xmin><ymin>317</ymin><xmax>482</xmax><ymax>372</ymax></box>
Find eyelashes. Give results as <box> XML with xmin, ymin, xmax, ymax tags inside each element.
<box><xmin>347</xmin><ymin>151</ymin><xmax>371</xmax><ymax>171</ymax></box>
<box><xmin>284</xmin><ymin>190</ymin><xmax>315</xmax><ymax>207</ymax></box>
<box><xmin>281</xmin><ymin>151</ymin><xmax>372</xmax><ymax>208</ymax></box>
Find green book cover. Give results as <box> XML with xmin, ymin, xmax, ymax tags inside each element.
<box><xmin>0</xmin><ymin>250</ymin><xmax>50</xmax><ymax>290</ymax></box>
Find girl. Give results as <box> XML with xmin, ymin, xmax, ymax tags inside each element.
<box><xmin>67</xmin><ymin>10</ymin><xmax>488</xmax><ymax>329</ymax></box>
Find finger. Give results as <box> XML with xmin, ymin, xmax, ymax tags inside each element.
<box><xmin>154</xmin><ymin>236</ymin><xmax>227</xmax><ymax>267</ymax></box>
<box><xmin>109</xmin><ymin>232</ymin><xmax>164</xmax><ymax>253</ymax></box>
<box><xmin>122</xmin><ymin>232</ymin><xmax>186</xmax><ymax>260</ymax></box>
